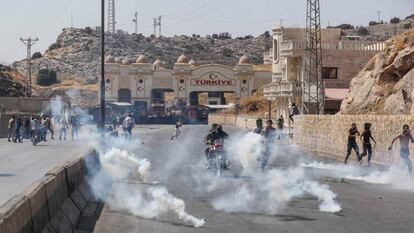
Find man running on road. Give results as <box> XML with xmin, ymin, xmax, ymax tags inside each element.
<box><xmin>389</xmin><ymin>124</ymin><xmax>414</xmax><ymax>172</ymax></box>
<box><xmin>345</xmin><ymin>123</ymin><xmax>361</xmax><ymax>164</ymax></box>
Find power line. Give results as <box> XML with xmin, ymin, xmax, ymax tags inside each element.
<box><xmin>19</xmin><ymin>37</ymin><xmax>38</xmax><ymax>97</ymax></box>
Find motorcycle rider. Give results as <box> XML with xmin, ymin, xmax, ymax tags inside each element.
<box><xmin>260</xmin><ymin>119</ymin><xmax>276</xmax><ymax>170</ymax></box>
<box><xmin>204</xmin><ymin>124</ymin><xmax>229</xmax><ymax>167</ymax></box>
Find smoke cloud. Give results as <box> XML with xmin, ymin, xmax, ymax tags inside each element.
<box><xmin>90</xmin><ymin>146</ymin><xmax>206</xmax><ymax>228</ymax></box>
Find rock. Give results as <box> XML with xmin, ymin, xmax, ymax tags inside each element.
<box><xmin>340</xmin><ymin>29</ymin><xmax>414</xmax><ymax>115</ymax></box>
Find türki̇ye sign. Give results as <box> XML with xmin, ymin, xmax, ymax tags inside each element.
<box><xmin>191</xmin><ymin>73</ymin><xmax>236</xmax><ymax>86</ymax></box>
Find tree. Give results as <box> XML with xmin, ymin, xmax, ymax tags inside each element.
<box><xmin>37</xmin><ymin>69</ymin><xmax>58</xmax><ymax>86</ymax></box>
<box><xmin>218</xmin><ymin>32</ymin><xmax>231</xmax><ymax>39</ymax></box>
<box><xmin>48</xmin><ymin>43</ymin><xmax>60</xmax><ymax>51</ymax></box>
<box><xmin>369</xmin><ymin>21</ymin><xmax>380</xmax><ymax>26</ymax></box>
<box><xmin>404</xmin><ymin>23</ymin><xmax>412</xmax><ymax>29</ymax></box>
<box><xmin>264</xmin><ymin>31</ymin><xmax>271</xmax><ymax>38</ymax></box>
<box><xmin>31</xmin><ymin>52</ymin><xmax>42</xmax><ymax>59</ymax></box>
<box><xmin>221</xmin><ymin>48</ymin><xmax>233</xmax><ymax>57</ymax></box>
<box><xmin>84</xmin><ymin>26</ymin><xmax>93</xmax><ymax>34</ymax></box>
<box><xmin>390</xmin><ymin>17</ymin><xmax>401</xmax><ymax>35</ymax></box>
<box><xmin>334</xmin><ymin>24</ymin><xmax>355</xmax><ymax>30</ymax></box>
<box><xmin>357</xmin><ymin>27</ymin><xmax>369</xmax><ymax>35</ymax></box>
<box><xmin>212</xmin><ymin>34</ymin><xmax>218</xmax><ymax>39</ymax></box>
<box><xmin>390</xmin><ymin>17</ymin><xmax>401</xmax><ymax>24</ymax></box>
<box><xmin>405</xmin><ymin>14</ymin><xmax>414</xmax><ymax>20</ymax></box>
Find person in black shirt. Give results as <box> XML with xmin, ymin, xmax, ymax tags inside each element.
<box><xmin>360</xmin><ymin>123</ymin><xmax>376</xmax><ymax>166</ymax></box>
<box><xmin>345</xmin><ymin>123</ymin><xmax>361</xmax><ymax>164</ymax></box>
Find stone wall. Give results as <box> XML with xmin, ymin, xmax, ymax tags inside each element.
<box><xmin>208</xmin><ymin>113</ymin><xmax>414</xmax><ymax>165</ymax></box>
<box><xmin>208</xmin><ymin>113</ymin><xmax>279</xmax><ymax>129</ymax></box>
<box><xmin>293</xmin><ymin>115</ymin><xmax>414</xmax><ymax>164</ymax></box>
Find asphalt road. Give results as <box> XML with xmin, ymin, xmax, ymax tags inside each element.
<box><xmin>37</xmin><ymin>124</ymin><xmax>412</xmax><ymax>233</ymax></box>
<box><xmin>0</xmin><ymin>129</ymin><xmax>89</xmax><ymax>205</ymax></box>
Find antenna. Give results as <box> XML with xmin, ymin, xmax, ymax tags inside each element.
<box><xmin>108</xmin><ymin>0</ymin><xmax>116</xmax><ymax>33</ymax></box>
<box><xmin>20</xmin><ymin>37</ymin><xmax>39</xmax><ymax>97</ymax></box>
<box><xmin>153</xmin><ymin>18</ymin><xmax>157</xmax><ymax>36</ymax></box>
<box><xmin>303</xmin><ymin>0</ymin><xmax>324</xmax><ymax>114</ymax></box>
<box><xmin>70</xmin><ymin>9</ymin><xmax>73</xmax><ymax>28</ymax></box>
<box><xmin>132</xmin><ymin>12</ymin><xmax>138</xmax><ymax>34</ymax></box>
<box><xmin>377</xmin><ymin>11</ymin><xmax>382</xmax><ymax>22</ymax></box>
<box><xmin>158</xmin><ymin>15</ymin><xmax>162</xmax><ymax>37</ymax></box>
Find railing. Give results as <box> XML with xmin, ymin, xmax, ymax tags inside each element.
<box><xmin>280</xmin><ymin>40</ymin><xmax>386</xmax><ymax>53</ymax></box>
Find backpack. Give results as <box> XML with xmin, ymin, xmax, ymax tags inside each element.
<box><xmin>292</xmin><ymin>106</ymin><xmax>299</xmax><ymax>115</ymax></box>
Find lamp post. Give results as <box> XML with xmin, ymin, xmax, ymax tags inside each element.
<box><xmin>100</xmin><ymin>0</ymin><xmax>106</xmax><ymax>133</ymax></box>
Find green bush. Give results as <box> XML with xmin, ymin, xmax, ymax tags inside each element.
<box><xmin>357</xmin><ymin>27</ymin><xmax>369</xmax><ymax>35</ymax></box>
<box><xmin>31</xmin><ymin>52</ymin><xmax>42</xmax><ymax>59</ymax></box>
<box><xmin>36</xmin><ymin>69</ymin><xmax>58</xmax><ymax>86</ymax></box>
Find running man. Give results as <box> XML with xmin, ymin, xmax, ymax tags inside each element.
<box><xmin>171</xmin><ymin>119</ymin><xmax>183</xmax><ymax>140</ymax></box>
<box><xmin>360</xmin><ymin>123</ymin><xmax>376</xmax><ymax>166</ymax></box>
<box><xmin>345</xmin><ymin>123</ymin><xmax>361</xmax><ymax>164</ymax></box>
<box><xmin>260</xmin><ymin>119</ymin><xmax>276</xmax><ymax>170</ymax></box>
<box><xmin>388</xmin><ymin>124</ymin><xmax>414</xmax><ymax>172</ymax></box>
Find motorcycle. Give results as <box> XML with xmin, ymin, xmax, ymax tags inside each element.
<box><xmin>207</xmin><ymin>142</ymin><xmax>230</xmax><ymax>176</ymax></box>
<box><xmin>31</xmin><ymin>130</ymin><xmax>41</xmax><ymax>146</ymax></box>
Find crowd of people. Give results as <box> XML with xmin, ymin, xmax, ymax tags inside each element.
<box><xmin>6</xmin><ymin>114</ymin><xmax>81</xmax><ymax>145</ymax></box>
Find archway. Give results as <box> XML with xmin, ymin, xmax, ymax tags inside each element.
<box><xmin>118</xmin><ymin>89</ymin><xmax>131</xmax><ymax>103</ymax></box>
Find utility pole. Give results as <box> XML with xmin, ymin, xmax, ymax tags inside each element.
<box><xmin>153</xmin><ymin>18</ymin><xmax>157</xmax><ymax>36</ymax></box>
<box><xmin>157</xmin><ymin>15</ymin><xmax>162</xmax><ymax>37</ymax></box>
<box><xmin>100</xmin><ymin>0</ymin><xmax>106</xmax><ymax>134</ymax></box>
<box><xmin>132</xmin><ymin>12</ymin><xmax>138</xmax><ymax>34</ymax></box>
<box><xmin>303</xmin><ymin>0</ymin><xmax>324</xmax><ymax>114</ymax></box>
<box><xmin>20</xmin><ymin>37</ymin><xmax>38</xmax><ymax>97</ymax></box>
<box><xmin>108</xmin><ymin>0</ymin><xmax>116</xmax><ymax>33</ymax></box>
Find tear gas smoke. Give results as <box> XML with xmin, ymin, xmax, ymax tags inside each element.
<box><xmin>227</xmin><ymin>132</ymin><xmax>264</xmax><ymax>175</ymax></box>
<box><xmin>93</xmin><ymin>147</ymin><xmax>206</xmax><ymax>228</ymax></box>
<box><xmin>303</xmin><ymin>161</ymin><xmax>414</xmax><ymax>191</ymax></box>
<box><xmin>209</xmin><ymin>132</ymin><xmax>342</xmax><ymax>214</ymax></box>
<box><xmin>101</xmin><ymin>148</ymin><xmax>151</xmax><ymax>182</ymax></box>
<box><xmin>212</xmin><ymin>168</ymin><xmax>342</xmax><ymax>213</ymax></box>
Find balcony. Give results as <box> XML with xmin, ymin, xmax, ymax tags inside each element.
<box><xmin>263</xmin><ymin>81</ymin><xmax>295</xmax><ymax>98</ymax></box>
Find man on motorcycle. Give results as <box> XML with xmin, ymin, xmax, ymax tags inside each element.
<box><xmin>260</xmin><ymin>119</ymin><xmax>276</xmax><ymax>170</ymax></box>
<box><xmin>204</xmin><ymin>124</ymin><xmax>229</xmax><ymax>167</ymax></box>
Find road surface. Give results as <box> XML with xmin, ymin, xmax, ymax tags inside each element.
<box><xmin>0</xmin><ymin>130</ymin><xmax>89</xmax><ymax>205</ymax></box>
<box><xmin>92</xmin><ymin>125</ymin><xmax>414</xmax><ymax>233</ymax></box>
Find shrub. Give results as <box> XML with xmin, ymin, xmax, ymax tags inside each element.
<box><xmin>369</xmin><ymin>21</ymin><xmax>380</xmax><ymax>26</ymax></box>
<box><xmin>357</xmin><ymin>27</ymin><xmax>369</xmax><ymax>35</ymax></box>
<box><xmin>84</xmin><ymin>26</ymin><xmax>93</xmax><ymax>34</ymax></box>
<box><xmin>48</xmin><ymin>43</ymin><xmax>60</xmax><ymax>51</ymax></box>
<box><xmin>334</xmin><ymin>24</ymin><xmax>355</xmax><ymax>30</ymax></box>
<box><xmin>390</xmin><ymin>17</ymin><xmax>401</xmax><ymax>24</ymax></box>
<box><xmin>31</xmin><ymin>52</ymin><xmax>42</xmax><ymax>59</ymax></box>
<box><xmin>404</xmin><ymin>23</ymin><xmax>412</xmax><ymax>29</ymax></box>
<box><xmin>221</xmin><ymin>48</ymin><xmax>233</xmax><ymax>57</ymax></box>
<box><xmin>37</xmin><ymin>69</ymin><xmax>58</xmax><ymax>86</ymax></box>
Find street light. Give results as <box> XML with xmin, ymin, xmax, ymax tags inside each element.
<box><xmin>100</xmin><ymin>0</ymin><xmax>106</xmax><ymax>134</ymax></box>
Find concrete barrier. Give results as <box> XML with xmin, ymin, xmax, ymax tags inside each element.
<box><xmin>23</xmin><ymin>179</ymin><xmax>49</xmax><ymax>233</ymax></box>
<box><xmin>0</xmin><ymin>194</ymin><xmax>32</xmax><ymax>233</ymax></box>
<box><xmin>0</xmin><ymin>150</ymin><xmax>98</xmax><ymax>233</ymax></box>
<box><xmin>65</xmin><ymin>158</ymin><xmax>87</xmax><ymax>212</ymax></box>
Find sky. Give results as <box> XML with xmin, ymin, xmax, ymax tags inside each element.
<box><xmin>1</xmin><ymin>0</ymin><xmax>413</xmax><ymax>64</ymax></box>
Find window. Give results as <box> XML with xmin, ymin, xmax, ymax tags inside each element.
<box><xmin>322</xmin><ymin>67</ymin><xmax>338</xmax><ymax>79</ymax></box>
<box><xmin>273</xmin><ymin>39</ymin><xmax>279</xmax><ymax>63</ymax></box>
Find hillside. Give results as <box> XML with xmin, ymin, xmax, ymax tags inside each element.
<box><xmin>340</xmin><ymin>29</ymin><xmax>414</xmax><ymax>115</ymax></box>
<box><xmin>0</xmin><ymin>64</ymin><xmax>28</xmax><ymax>97</ymax></box>
<box><xmin>13</xmin><ymin>28</ymin><xmax>272</xmax><ymax>84</ymax></box>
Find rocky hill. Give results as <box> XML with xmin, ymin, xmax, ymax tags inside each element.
<box><xmin>0</xmin><ymin>64</ymin><xmax>28</xmax><ymax>97</ymax></box>
<box><xmin>340</xmin><ymin>29</ymin><xmax>414</xmax><ymax>115</ymax></box>
<box><xmin>13</xmin><ymin>28</ymin><xmax>272</xmax><ymax>84</ymax></box>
